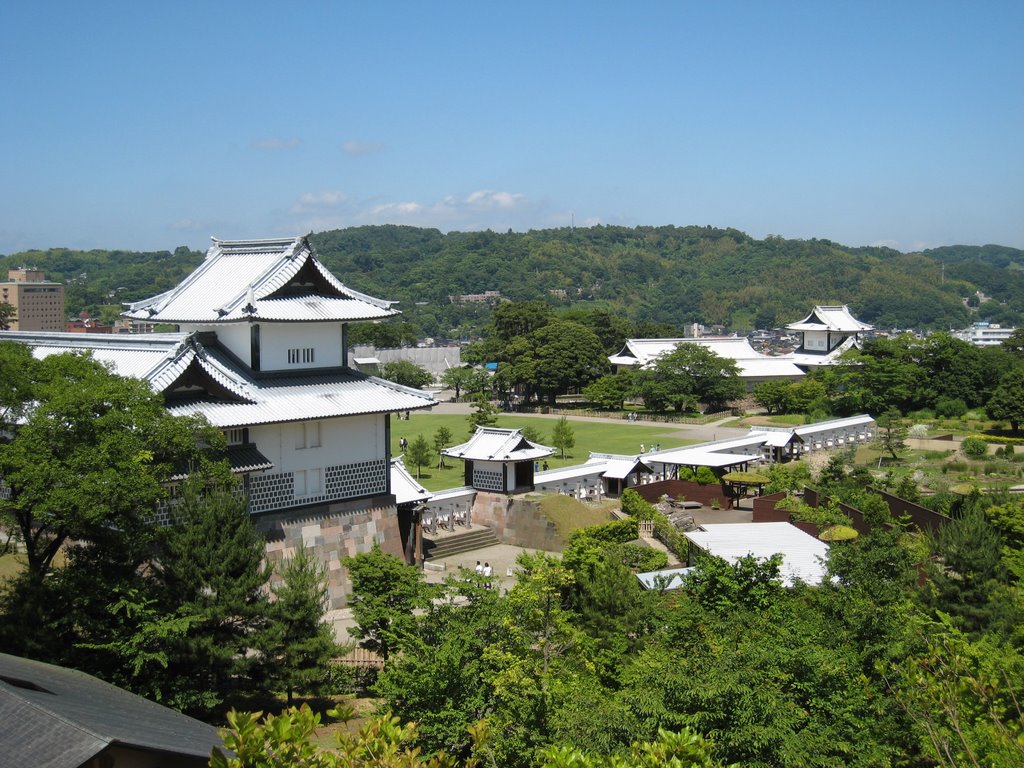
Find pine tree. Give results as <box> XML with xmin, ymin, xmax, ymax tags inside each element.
<box><xmin>264</xmin><ymin>546</ymin><xmax>339</xmax><ymax>704</ymax></box>
<box><xmin>157</xmin><ymin>478</ymin><xmax>272</xmax><ymax>713</ymax></box>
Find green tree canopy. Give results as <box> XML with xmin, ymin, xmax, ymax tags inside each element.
<box><xmin>0</xmin><ymin>350</ymin><xmax>220</xmax><ymax>582</ymax></box>
<box><xmin>381</xmin><ymin>359</ymin><xmax>434</xmax><ymax>389</ymax></box>
<box><xmin>344</xmin><ymin>543</ymin><xmax>433</xmax><ymax>661</ymax></box>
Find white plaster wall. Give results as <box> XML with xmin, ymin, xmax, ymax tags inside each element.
<box><xmin>177</xmin><ymin>322</ymin><xmax>254</xmax><ymax>366</ymax></box>
<box><xmin>260</xmin><ymin>323</ymin><xmax>344</xmax><ymax>370</ymax></box>
<box><xmin>249</xmin><ymin>414</ymin><xmax>386</xmax><ymax>472</ymax></box>
<box><xmin>803</xmin><ymin>331</ymin><xmax>828</xmax><ymax>350</ymax></box>
<box><xmin>211</xmin><ymin>322</ymin><xmax>252</xmax><ymax>365</ymax></box>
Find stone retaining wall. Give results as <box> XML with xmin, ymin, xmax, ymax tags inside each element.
<box><xmin>258</xmin><ymin>493</ymin><xmax>402</xmax><ymax>609</ymax></box>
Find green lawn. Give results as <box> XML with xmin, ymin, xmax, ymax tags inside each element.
<box><xmin>0</xmin><ymin>552</ymin><xmax>25</xmax><ymax>585</ymax></box>
<box><xmin>392</xmin><ymin>412</ymin><xmax>695</xmax><ymax>491</ymax></box>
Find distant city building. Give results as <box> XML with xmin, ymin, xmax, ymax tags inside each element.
<box><xmin>1</xmin><ymin>268</ymin><xmax>65</xmax><ymax>331</ymax></box>
<box><xmin>65</xmin><ymin>311</ymin><xmax>115</xmax><ymax>334</ymax></box>
<box><xmin>953</xmin><ymin>322</ymin><xmax>1017</xmax><ymax>347</ymax></box>
<box><xmin>448</xmin><ymin>290</ymin><xmax>502</xmax><ymax>304</ymax></box>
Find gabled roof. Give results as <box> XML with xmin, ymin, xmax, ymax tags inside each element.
<box><xmin>0</xmin><ymin>652</ymin><xmax>222</xmax><ymax>768</ymax></box>
<box><xmin>1</xmin><ymin>331</ymin><xmax>436</xmax><ymax>428</ymax></box>
<box><xmin>443</xmin><ymin>427</ymin><xmax>554</xmax><ymax>462</ymax></box>
<box><xmin>123</xmin><ymin>236</ymin><xmax>398</xmax><ymax>324</ymax></box>
<box><xmin>609</xmin><ymin>337</ymin><xmax>805</xmax><ymax>379</ymax></box>
<box><xmin>786</xmin><ymin>305</ymin><xmax>873</xmax><ymax>333</ymax></box>
<box><xmin>390</xmin><ymin>458</ymin><xmax>431</xmax><ymax>505</ymax></box>
<box><xmin>584</xmin><ymin>453</ymin><xmax>652</xmax><ymax>480</ymax></box>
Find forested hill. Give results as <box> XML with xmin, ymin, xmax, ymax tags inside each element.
<box><xmin>4</xmin><ymin>226</ymin><xmax>1024</xmax><ymax>336</ymax></box>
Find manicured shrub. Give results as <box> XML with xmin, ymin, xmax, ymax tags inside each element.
<box><xmin>961</xmin><ymin>436</ymin><xmax>989</xmax><ymax>459</ymax></box>
<box><xmin>935</xmin><ymin>398</ymin><xmax>968</xmax><ymax>418</ymax></box>
<box><xmin>695</xmin><ymin>466</ymin><xmax>718</xmax><ymax>485</ymax></box>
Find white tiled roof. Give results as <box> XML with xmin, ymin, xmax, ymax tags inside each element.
<box><xmin>794</xmin><ymin>414</ymin><xmax>874</xmax><ymax>437</ymax></box>
<box><xmin>610</xmin><ymin>337</ymin><xmax>804</xmax><ymax>379</ymax></box>
<box><xmin>1</xmin><ymin>331</ymin><xmax>435</xmax><ymax>428</ymax></box>
<box><xmin>684</xmin><ymin>522</ymin><xmax>830</xmax><ymax>586</ymax></box>
<box><xmin>123</xmin><ymin>236</ymin><xmax>398</xmax><ymax>324</ymax></box>
<box><xmin>786</xmin><ymin>305</ymin><xmax>873</xmax><ymax>333</ymax></box>
<box><xmin>390</xmin><ymin>458</ymin><xmax>431</xmax><ymax>505</ymax></box>
<box><xmin>443</xmin><ymin>427</ymin><xmax>554</xmax><ymax>462</ymax></box>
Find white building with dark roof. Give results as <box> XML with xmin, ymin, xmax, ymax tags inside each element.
<box><xmin>1</xmin><ymin>236</ymin><xmax>435</xmax><ymax>607</ymax></box>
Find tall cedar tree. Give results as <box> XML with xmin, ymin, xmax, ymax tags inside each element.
<box><xmin>157</xmin><ymin>479</ymin><xmax>272</xmax><ymax>714</ymax></box>
<box><xmin>264</xmin><ymin>546</ymin><xmax>338</xmax><ymax>704</ymax></box>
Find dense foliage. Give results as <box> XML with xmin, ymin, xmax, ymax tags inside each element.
<box><xmin>342</xmin><ymin>502</ymin><xmax>1024</xmax><ymax>768</ymax></box>
<box><xmin>0</xmin><ymin>349</ymin><xmax>340</xmax><ymax>714</ymax></box>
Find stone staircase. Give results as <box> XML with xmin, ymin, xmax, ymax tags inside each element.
<box><xmin>424</xmin><ymin>526</ymin><xmax>500</xmax><ymax>560</ymax></box>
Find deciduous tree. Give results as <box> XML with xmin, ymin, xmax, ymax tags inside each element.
<box><xmin>344</xmin><ymin>543</ymin><xmax>433</xmax><ymax>662</ymax></box>
<box><xmin>551</xmin><ymin>416</ymin><xmax>575</xmax><ymax>459</ymax></box>
<box><xmin>382</xmin><ymin>359</ymin><xmax>434</xmax><ymax>389</ymax></box>
<box><xmin>986</xmin><ymin>367</ymin><xmax>1024</xmax><ymax>431</ymax></box>
<box><xmin>406</xmin><ymin>434</ymin><xmax>432</xmax><ymax>478</ymax></box>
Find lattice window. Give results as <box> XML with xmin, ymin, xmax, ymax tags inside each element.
<box><xmin>248</xmin><ymin>458</ymin><xmax>387</xmax><ymax>514</ymax></box>
<box><xmin>472</xmin><ymin>468</ymin><xmax>504</xmax><ymax>492</ymax></box>
<box><xmin>287</xmin><ymin>347</ymin><xmax>315</xmax><ymax>364</ymax></box>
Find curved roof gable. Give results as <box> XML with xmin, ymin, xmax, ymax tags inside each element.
<box><xmin>443</xmin><ymin>427</ymin><xmax>554</xmax><ymax>462</ymax></box>
<box><xmin>123</xmin><ymin>236</ymin><xmax>399</xmax><ymax>324</ymax></box>
<box><xmin>787</xmin><ymin>305</ymin><xmax>873</xmax><ymax>333</ymax></box>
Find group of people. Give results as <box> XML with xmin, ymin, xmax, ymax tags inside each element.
<box><xmin>474</xmin><ymin>560</ymin><xmax>494</xmax><ymax>588</ymax></box>
<box><xmin>626</xmin><ymin>411</ymin><xmax>641</xmax><ymax>422</ymax></box>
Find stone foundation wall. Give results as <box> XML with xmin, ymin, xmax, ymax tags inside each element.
<box><xmin>471</xmin><ymin>492</ymin><xmax>566</xmax><ymax>551</ymax></box>
<box><xmin>257</xmin><ymin>493</ymin><xmax>401</xmax><ymax>609</ymax></box>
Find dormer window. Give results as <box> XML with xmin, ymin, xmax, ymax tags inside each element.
<box><xmin>287</xmin><ymin>347</ymin><xmax>315</xmax><ymax>364</ymax></box>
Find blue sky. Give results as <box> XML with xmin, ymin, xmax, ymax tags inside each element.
<box><xmin>2</xmin><ymin>1</ymin><xmax>1022</xmax><ymax>254</ymax></box>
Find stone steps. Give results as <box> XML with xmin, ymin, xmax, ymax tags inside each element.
<box><xmin>424</xmin><ymin>527</ymin><xmax>500</xmax><ymax>560</ymax></box>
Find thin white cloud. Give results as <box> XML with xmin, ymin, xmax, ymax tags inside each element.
<box><xmin>869</xmin><ymin>239</ymin><xmax>933</xmax><ymax>253</ymax></box>
<box><xmin>289</xmin><ymin>191</ymin><xmax>348</xmax><ymax>214</ymax></box>
<box><xmin>466</xmin><ymin>190</ymin><xmax>526</xmax><ymax>210</ymax></box>
<box><xmin>166</xmin><ymin>218</ymin><xmax>226</xmax><ymax>234</ymax></box>
<box><xmin>251</xmin><ymin>137</ymin><xmax>304</xmax><ymax>151</ymax></box>
<box><xmin>342</xmin><ymin>140</ymin><xmax>386</xmax><ymax>156</ymax></box>
<box><xmin>284</xmin><ymin>188</ymin><xmax>542</xmax><ymax>233</ymax></box>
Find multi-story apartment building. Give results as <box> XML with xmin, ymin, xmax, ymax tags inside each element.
<box><xmin>1</xmin><ymin>269</ymin><xmax>65</xmax><ymax>331</ymax></box>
